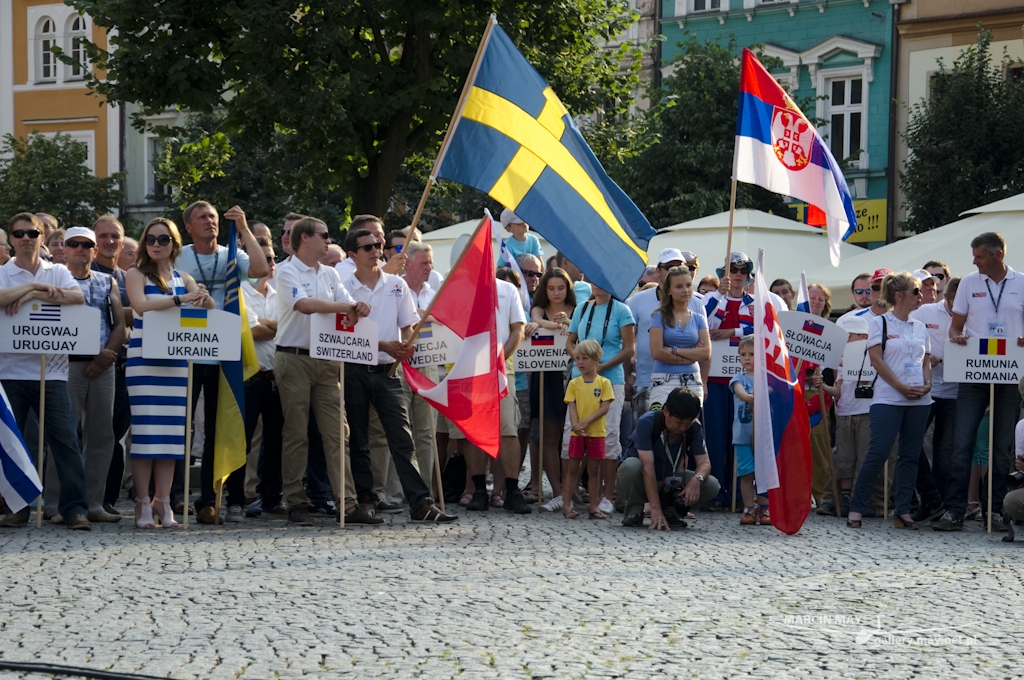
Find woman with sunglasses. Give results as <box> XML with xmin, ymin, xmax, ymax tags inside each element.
<box><xmin>846</xmin><ymin>272</ymin><xmax>932</xmax><ymax>530</ymax></box>
<box><xmin>649</xmin><ymin>266</ymin><xmax>710</xmax><ymax>407</ymax></box>
<box><xmin>125</xmin><ymin>218</ymin><xmax>213</xmax><ymax>529</ymax></box>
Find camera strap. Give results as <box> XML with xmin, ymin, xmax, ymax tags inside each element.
<box><xmin>868</xmin><ymin>315</ymin><xmax>887</xmax><ymax>391</ymax></box>
<box><xmin>661</xmin><ymin>429</ymin><xmax>687</xmax><ymax>474</ymax></box>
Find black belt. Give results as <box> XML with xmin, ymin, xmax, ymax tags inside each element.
<box><xmin>360</xmin><ymin>362</ymin><xmax>396</xmax><ymax>373</ymax></box>
<box><xmin>247</xmin><ymin>370</ymin><xmax>275</xmax><ymax>381</ymax></box>
<box><xmin>276</xmin><ymin>346</ymin><xmax>309</xmax><ymax>356</ymax></box>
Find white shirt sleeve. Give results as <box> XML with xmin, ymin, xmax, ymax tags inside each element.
<box><xmin>866</xmin><ymin>313</ymin><xmax>883</xmax><ymax>350</ymax></box>
<box><xmin>53</xmin><ymin>264</ymin><xmax>79</xmax><ymax>291</ymax></box>
<box><xmin>1016</xmin><ymin>420</ymin><xmax>1024</xmax><ymax>459</ymax></box>
<box><xmin>396</xmin><ymin>279</ymin><xmax>419</xmax><ymax>328</ymax></box>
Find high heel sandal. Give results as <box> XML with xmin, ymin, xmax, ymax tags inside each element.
<box><xmin>965</xmin><ymin>502</ymin><xmax>983</xmax><ymax>521</ymax></box>
<box><xmin>135</xmin><ymin>497</ymin><xmax>156</xmax><ymax>529</ymax></box>
<box><xmin>893</xmin><ymin>515</ymin><xmax>919</xmax><ymax>530</ymax></box>
<box><xmin>152</xmin><ymin>497</ymin><xmax>179</xmax><ymax>528</ymax></box>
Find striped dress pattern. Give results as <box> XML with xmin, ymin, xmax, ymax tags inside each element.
<box><xmin>126</xmin><ymin>272</ymin><xmax>188</xmax><ymax>460</ymax></box>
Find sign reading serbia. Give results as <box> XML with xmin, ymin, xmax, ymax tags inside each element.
<box><xmin>777</xmin><ymin>311</ymin><xmax>847</xmax><ymax>369</ymax></box>
<box><xmin>943</xmin><ymin>338</ymin><xmax>1024</xmax><ymax>384</ymax></box>
<box><xmin>409</xmin><ymin>320</ymin><xmax>462</xmax><ymax>369</ymax></box>
<box><xmin>514</xmin><ymin>329</ymin><xmax>571</xmax><ymax>373</ymax></box>
<box><xmin>141</xmin><ymin>308</ymin><xmax>241</xmax><ymax>361</ymax></box>
<box><xmin>0</xmin><ymin>303</ymin><xmax>101</xmax><ymax>355</ymax></box>
<box><xmin>708</xmin><ymin>337</ymin><xmax>744</xmax><ymax>378</ymax></box>
<box><xmin>309</xmin><ymin>312</ymin><xmax>378</xmax><ymax>365</ymax></box>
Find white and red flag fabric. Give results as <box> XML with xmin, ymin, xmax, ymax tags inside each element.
<box><xmin>752</xmin><ymin>248</ymin><xmax>812</xmax><ymax>535</ymax></box>
<box><xmin>403</xmin><ymin>215</ymin><xmax>507</xmax><ymax>458</ymax></box>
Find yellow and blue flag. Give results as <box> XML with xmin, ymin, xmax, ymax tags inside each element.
<box><xmin>435</xmin><ymin>21</ymin><xmax>655</xmax><ymax>300</ymax></box>
<box><xmin>213</xmin><ymin>221</ymin><xmax>260</xmax><ymax>493</ymax></box>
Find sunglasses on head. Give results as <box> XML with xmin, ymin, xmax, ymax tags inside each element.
<box><xmin>65</xmin><ymin>241</ymin><xmax>94</xmax><ymax>250</ymax></box>
<box><xmin>11</xmin><ymin>229</ymin><xmax>41</xmax><ymax>239</ymax></box>
<box><xmin>145</xmin><ymin>234</ymin><xmax>172</xmax><ymax>246</ymax></box>
<box><xmin>853</xmin><ymin>288</ymin><xmax>870</xmax><ymax>295</ymax></box>
<box><xmin>521</xmin><ymin>269</ymin><xmax>541</xmax><ymax>278</ymax></box>
<box><xmin>355</xmin><ymin>242</ymin><xmax>381</xmax><ymax>252</ymax></box>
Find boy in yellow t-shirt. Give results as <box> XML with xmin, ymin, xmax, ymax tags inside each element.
<box><xmin>562</xmin><ymin>339</ymin><xmax>614</xmax><ymax>519</ymax></box>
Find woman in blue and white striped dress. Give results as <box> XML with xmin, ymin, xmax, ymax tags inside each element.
<box><xmin>126</xmin><ymin>218</ymin><xmax>213</xmax><ymax>529</ymax></box>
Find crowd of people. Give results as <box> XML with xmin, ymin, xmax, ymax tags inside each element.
<box><xmin>2</xmin><ymin>204</ymin><xmax>1023</xmax><ymax>534</ymax></box>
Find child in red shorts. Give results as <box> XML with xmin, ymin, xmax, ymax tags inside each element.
<box><xmin>562</xmin><ymin>339</ymin><xmax>614</xmax><ymax>519</ymax></box>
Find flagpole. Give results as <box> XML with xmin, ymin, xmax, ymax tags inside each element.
<box><xmin>724</xmin><ymin>142</ymin><xmax>739</xmax><ymax>274</ymax></box>
<box><xmin>537</xmin><ymin>373</ymin><xmax>544</xmax><ymax>510</ymax></box>
<box><xmin>182</xmin><ymin>361</ymin><xmax>193</xmax><ymax>530</ymax></box>
<box><xmin>339</xmin><ymin>364</ymin><xmax>346</xmax><ymax>528</ymax></box>
<box><xmin>35</xmin><ymin>355</ymin><xmax>45</xmax><ymax>529</ymax></box>
<box><xmin>388</xmin><ymin>214</ymin><xmax>491</xmax><ymax>378</ymax></box>
<box><xmin>814</xmin><ymin>367</ymin><xmax>841</xmax><ymax>518</ymax></box>
<box><xmin>406</xmin><ymin>14</ymin><xmax>499</xmax><ymax>243</ymax></box>
<box><xmin>430</xmin><ymin>409</ymin><xmax>445</xmax><ymax>512</ymax></box>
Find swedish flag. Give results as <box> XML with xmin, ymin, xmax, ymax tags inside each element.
<box><xmin>435</xmin><ymin>21</ymin><xmax>654</xmax><ymax>300</ymax></box>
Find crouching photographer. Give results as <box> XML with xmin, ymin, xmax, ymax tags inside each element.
<box><xmin>616</xmin><ymin>387</ymin><xmax>720</xmax><ymax>530</ymax></box>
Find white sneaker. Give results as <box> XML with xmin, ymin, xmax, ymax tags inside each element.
<box><xmin>597</xmin><ymin>497</ymin><xmax>614</xmax><ymax>515</ymax></box>
<box><xmin>541</xmin><ymin>496</ymin><xmax>563</xmax><ymax>512</ymax></box>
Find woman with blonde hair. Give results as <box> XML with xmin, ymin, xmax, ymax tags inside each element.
<box><xmin>808</xmin><ymin>283</ymin><xmax>832</xmax><ymax>318</ymax></box>
<box><xmin>125</xmin><ymin>218</ymin><xmax>213</xmax><ymax>528</ymax></box>
<box><xmin>649</xmin><ymin>266</ymin><xmax>710</xmax><ymax>407</ymax></box>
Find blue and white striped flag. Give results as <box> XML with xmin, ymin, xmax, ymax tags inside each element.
<box><xmin>795</xmin><ymin>271</ymin><xmax>811</xmax><ymax>314</ymax></box>
<box><xmin>0</xmin><ymin>383</ymin><xmax>42</xmax><ymax>513</ymax></box>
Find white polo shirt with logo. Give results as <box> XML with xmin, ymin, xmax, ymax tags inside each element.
<box><xmin>242</xmin><ymin>280</ymin><xmax>278</xmax><ymax>372</ymax></box>
<box><xmin>911</xmin><ymin>301</ymin><xmax>956</xmax><ymax>399</ymax></box>
<box><xmin>276</xmin><ymin>257</ymin><xmax>354</xmax><ymax>350</ymax></box>
<box><xmin>343</xmin><ymin>270</ymin><xmax>418</xmax><ymax>364</ymax></box>
<box><xmin>0</xmin><ymin>259</ymin><xmax>79</xmax><ymax>381</ymax></box>
<box><xmin>951</xmin><ymin>267</ymin><xmax>1024</xmax><ymax>341</ymax></box>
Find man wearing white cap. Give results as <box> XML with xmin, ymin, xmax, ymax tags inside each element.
<box><xmin>497</xmin><ymin>208</ymin><xmax>544</xmax><ymax>268</ymax></box>
<box><xmin>627</xmin><ymin>248</ymin><xmax>707</xmax><ymax>419</ymax></box>
<box><xmin>912</xmin><ymin>268</ymin><xmax>938</xmax><ymax>305</ymax></box>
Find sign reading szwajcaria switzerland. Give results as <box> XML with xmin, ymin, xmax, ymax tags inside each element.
<box><xmin>514</xmin><ymin>329</ymin><xmax>572</xmax><ymax>373</ymax></box>
<box><xmin>141</xmin><ymin>307</ymin><xmax>241</xmax><ymax>361</ymax></box>
<box><xmin>408</xmin><ymin>320</ymin><xmax>462</xmax><ymax>369</ymax></box>
<box><xmin>778</xmin><ymin>311</ymin><xmax>848</xmax><ymax>369</ymax></box>
<box><xmin>0</xmin><ymin>303</ymin><xmax>101</xmax><ymax>355</ymax></box>
<box><xmin>943</xmin><ymin>338</ymin><xmax>1024</xmax><ymax>384</ymax></box>
<box><xmin>309</xmin><ymin>312</ymin><xmax>378</xmax><ymax>365</ymax></box>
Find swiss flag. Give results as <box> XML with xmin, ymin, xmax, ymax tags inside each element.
<box><xmin>336</xmin><ymin>313</ymin><xmax>355</xmax><ymax>331</ymax></box>
<box><xmin>403</xmin><ymin>215</ymin><xmax>506</xmax><ymax>458</ymax></box>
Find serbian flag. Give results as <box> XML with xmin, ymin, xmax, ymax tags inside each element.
<box><xmin>753</xmin><ymin>248</ymin><xmax>812</xmax><ymax>535</ymax></box>
<box><xmin>403</xmin><ymin>215</ymin><xmax>507</xmax><ymax>458</ymax></box>
<box><xmin>734</xmin><ymin>48</ymin><xmax>858</xmax><ymax>268</ymax></box>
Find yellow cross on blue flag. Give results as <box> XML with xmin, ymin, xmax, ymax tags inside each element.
<box><xmin>435</xmin><ymin>20</ymin><xmax>655</xmax><ymax>300</ymax></box>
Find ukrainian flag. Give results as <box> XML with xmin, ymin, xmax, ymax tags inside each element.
<box><xmin>435</xmin><ymin>20</ymin><xmax>655</xmax><ymax>300</ymax></box>
<box><xmin>180</xmin><ymin>308</ymin><xmax>208</xmax><ymax>328</ymax></box>
<box><xmin>213</xmin><ymin>221</ymin><xmax>260</xmax><ymax>494</ymax></box>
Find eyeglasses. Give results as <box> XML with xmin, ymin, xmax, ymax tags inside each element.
<box><xmin>11</xmin><ymin>229</ymin><xmax>41</xmax><ymax>239</ymax></box>
<box><xmin>355</xmin><ymin>242</ymin><xmax>382</xmax><ymax>252</ymax></box>
<box><xmin>911</xmin><ymin>288</ymin><xmax>922</xmax><ymax>296</ymax></box>
<box><xmin>265</xmin><ymin>255</ymin><xmax>275</xmax><ymax>264</ymax></box>
<box><xmin>145</xmin><ymin>234</ymin><xmax>172</xmax><ymax>246</ymax></box>
<box><xmin>929</xmin><ymin>272</ymin><xmax>946</xmax><ymax>280</ymax></box>
<box><xmin>521</xmin><ymin>269</ymin><xmax>541</xmax><ymax>278</ymax></box>
<box><xmin>65</xmin><ymin>241</ymin><xmax>94</xmax><ymax>249</ymax></box>
<box><xmin>729</xmin><ymin>266</ymin><xmax>748</xmax><ymax>274</ymax></box>
<box><xmin>870</xmin><ymin>284</ymin><xmax>882</xmax><ymax>292</ymax></box>
<box><xmin>853</xmin><ymin>288</ymin><xmax>870</xmax><ymax>295</ymax></box>
<box><xmin>312</xmin><ymin>231</ymin><xmax>331</xmax><ymax>242</ymax></box>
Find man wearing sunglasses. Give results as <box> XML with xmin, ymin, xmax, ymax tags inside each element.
<box><xmin>848</xmin><ymin>273</ymin><xmax>872</xmax><ymax>311</ymax></box>
<box><xmin>335</xmin><ymin>215</ymin><xmax>407</xmax><ymax>282</ymax></box>
<box><xmin>838</xmin><ymin>268</ymin><xmax>891</xmax><ymax>327</ymax></box>
<box><xmin>924</xmin><ymin>260</ymin><xmax>951</xmax><ymax>295</ymax></box>
<box><xmin>0</xmin><ymin>213</ymin><xmax>91</xmax><ymax>530</ymax></box>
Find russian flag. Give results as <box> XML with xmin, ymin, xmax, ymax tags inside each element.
<box><xmin>735</xmin><ymin>49</ymin><xmax>858</xmax><ymax>268</ymax></box>
<box><xmin>753</xmin><ymin>249</ymin><xmax>812</xmax><ymax>535</ymax></box>
<box><xmin>0</xmin><ymin>383</ymin><xmax>43</xmax><ymax>513</ymax></box>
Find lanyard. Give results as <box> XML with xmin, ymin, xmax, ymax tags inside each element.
<box><xmin>193</xmin><ymin>248</ymin><xmax>220</xmax><ymax>292</ymax></box>
<box><xmin>584</xmin><ymin>301</ymin><xmax>613</xmax><ymax>344</ymax></box>
<box><xmin>984</xmin><ymin>277</ymin><xmax>1007</xmax><ymax>314</ymax></box>
<box><xmin>661</xmin><ymin>429</ymin><xmax>686</xmax><ymax>473</ymax></box>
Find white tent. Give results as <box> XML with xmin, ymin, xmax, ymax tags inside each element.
<box><xmin>648</xmin><ymin>209</ymin><xmax>867</xmax><ymax>286</ymax></box>
<box><xmin>804</xmin><ymin>192</ymin><xmax>1024</xmax><ymax>311</ymax></box>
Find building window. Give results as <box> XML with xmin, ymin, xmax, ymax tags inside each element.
<box><xmin>148</xmin><ymin>138</ymin><xmax>171</xmax><ymax>203</ymax></box>
<box><xmin>37</xmin><ymin>18</ymin><xmax>56</xmax><ymax>82</ymax></box>
<box><xmin>67</xmin><ymin>15</ymin><xmax>88</xmax><ymax>80</ymax></box>
<box><xmin>692</xmin><ymin>0</ymin><xmax>721</xmax><ymax>10</ymax></box>
<box><xmin>825</xmin><ymin>77</ymin><xmax>864</xmax><ymax>163</ymax></box>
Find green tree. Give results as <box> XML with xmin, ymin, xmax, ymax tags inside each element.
<box><xmin>609</xmin><ymin>36</ymin><xmax>800</xmax><ymax>228</ymax></box>
<box><xmin>0</xmin><ymin>132</ymin><xmax>124</xmax><ymax>226</ymax></box>
<box><xmin>900</xmin><ymin>31</ymin><xmax>1024</xmax><ymax>234</ymax></box>
<box><xmin>68</xmin><ymin>0</ymin><xmax>645</xmax><ymax>218</ymax></box>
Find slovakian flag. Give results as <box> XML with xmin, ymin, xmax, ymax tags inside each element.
<box><xmin>753</xmin><ymin>248</ymin><xmax>812</xmax><ymax>535</ymax></box>
<box><xmin>735</xmin><ymin>49</ymin><xmax>858</xmax><ymax>268</ymax></box>
<box><xmin>403</xmin><ymin>215</ymin><xmax>507</xmax><ymax>458</ymax></box>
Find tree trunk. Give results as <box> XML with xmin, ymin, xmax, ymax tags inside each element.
<box><xmin>349</xmin><ymin>115</ymin><xmax>415</xmax><ymax>218</ymax></box>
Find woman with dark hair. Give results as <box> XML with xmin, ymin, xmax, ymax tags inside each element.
<box><xmin>125</xmin><ymin>218</ymin><xmax>213</xmax><ymax>529</ymax></box>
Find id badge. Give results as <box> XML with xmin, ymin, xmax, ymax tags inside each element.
<box><xmin>904</xmin><ymin>363</ymin><xmax>924</xmax><ymax>387</ymax></box>
<box><xmin>665</xmin><ymin>476</ymin><xmax>682</xmax><ymax>486</ymax></box>
<box><xmin>989</xmin><ymin>321</ymin><xmax>1007</xmax><ymax>337</ymax></box>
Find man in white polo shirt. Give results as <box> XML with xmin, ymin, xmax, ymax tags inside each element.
<box><xmin>934</xmin><ymin>233</ymin><xmax>1024</xmax><ymax>531</ymax></box>
<box><xmin>275</xmin><ymin>217</ymin><xmax>375</xmax><ymax>527</ymax></box>
<box><xmin>0</xmin><ymin>213</ymin><xmax>91</xmax><ymax>530</ymax></box>
<box><xmin>341</xmin><ymin>227</ymin><xmax>456</xmax><ymax>523</ymax></box>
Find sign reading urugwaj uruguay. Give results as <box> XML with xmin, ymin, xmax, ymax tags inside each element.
<box><xmin>141</xmin><ymin>308</ymin><xmax>241</xmax><ymax>361</ymax></box>
<box><xmin>0</xmin><ymin>303</ymin><xmax>101</xmax><ymax>355</ymax></box>
<box><xmin>708</xmin><ymin>338</ymin><xmax>744</xmax><ymax>378</ymax></box>
<box><xmin>408</xmin><ymin>320</ymin><xmax>462</xmax><ymax>368</ymax></box>
<box><xmin>943</xmin><ymin>338</ymin><xmax>1024</xmax><ymax>384</ymax></box>
<box><xmin>309</xmin><ymin>312</ymin><xmax>378</xmax><ymax>365</ymax></box>
<box><xmin>777</xmin><ymin>311</ymin><xmax>848</xmax><ymax>369</ymax></box>
<box><xmin>514</xmin><ymin>329</ymin><xmax>572</xmax><ymax>373</ymax></box>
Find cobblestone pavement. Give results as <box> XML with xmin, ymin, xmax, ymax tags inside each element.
<box><xmin>1</xmin><ymin>497</ymin><xmax>1023</xmax><ymax>679</ymax></box>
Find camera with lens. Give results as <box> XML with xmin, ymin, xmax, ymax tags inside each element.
<box><xmin>1007</xmin><ymin>470</ymin><xmax>1024</xmax><ymax>487</ymax></box>
<box><xmin>854</xmin><ymin>384</ymin><xmax>874</xmax><ymax>399</ymax></box>
<box><xmin>659</xmin><ymin>477</ymin><xmax>689</xmax><ymax>515</ymax></box>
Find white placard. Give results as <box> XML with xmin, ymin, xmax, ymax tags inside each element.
<box><xmin>778</xmin><ymin>311</ymin><xmax>848</xmax><ymax>369</ymax></box>
<box><xmin>0</xmin><ymin>303</ymin><xmax>101</xmax><ymax>355</ymax></box>
<box><xmin>309</xmin><ymin>312</ymin><xmax>378</xmax><ymax>365</ymax></box>
<box><xmin>408</xmin><ymin>320</ymin><xmax>462</xmax><ymax>369</ymax></box>
<box><xmin>943</xmin><ymin>338</ymin><xmax>1024</xmax><ymax>384</ymax></box>
<box><xmin>141</xmin><ymin>307</ymin><xmax>242</xmax><ymax>361</ymax></box>
<box><xmin>841</xmin><ymin>340</ymin><xmax>876</xmax><ymax>384</ymax></box>
<box><xmin>514</xmin><ymin>329</ymin><xmax>572</xmax><ymax>373</ymax></box>
<box><xmin>708</xmin><ymin>338</ymin><xmax>744</xmax><ymax>378</ymax></box>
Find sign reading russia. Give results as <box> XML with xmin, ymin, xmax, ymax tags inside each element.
<box><xmin>777</xmin><ymin>311</ymin><xmax>848</xmax><ymax>369</ymax></box>
<box><xmin>409</xmin><ymin>320</ymin><xmax>462</xmax><ymax>369</ymax></box>
<box><xmin>309</xmin><ymin>313</ymin><xmax>378</xmax><ymax>365</ymax></box>
<box><xmin>0</xmin><ymin>303</ymin><xmax>101</xmax><ymax>355</ymax></box>
<box><xmin>141</xmin><ymin>307</ymin><xmax>241</xmax><ymax>361</ymax></box>
<box><xmin>943</xmin><ymin>338</ymin><xmax>1024</xmax><ymax>384</ymax></box>
<box><xmin>513</xmin><ymin>329</ymin><xmax>572</xmax><ymax>372</ymax></box>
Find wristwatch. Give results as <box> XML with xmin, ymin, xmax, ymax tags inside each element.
<box><xmin>694</xmin><ymin>473</ymin><xmax>705</xmax><ymax>482</ymax></box>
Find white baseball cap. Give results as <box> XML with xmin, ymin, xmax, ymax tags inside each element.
<box><xmin>500</xmin><ymin>208</ymin><xmax>526</xmax><ymax>228</ymax></box>
<box><xmin>911</xmin><ymin>268</ymin><xmax>936</xmax><ymax>283</ymax></box>
<box><xmin>63</xmin><ymin>226</ymin><xmax>96</xmax><ymax>245</ymax></box>
<box><xmin>836</xmin><ymin>314</ymin><xmax>870</xmax><ymax>335</ymax></box>
<box><xmin>657</xmin><ymin>248</ymin><xmax>685</xmax><ymax>265</ymax></box>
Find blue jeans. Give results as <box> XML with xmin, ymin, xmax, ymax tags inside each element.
<box><xmin>850</xmin><ymin>403</ymin><xmax>930</xmax><ymax>517</ymax></box>
<box><xmin>2</xmin><ymin>379</ymin><xmax>89</xmax><ymax>520</ymax></box>
<box><xmin>944</xmin><ymin>382</ymin><xmax>1018</xmax><ymax>516</ymax></box>
<box><xmin>703</xmin><ymin>381</ymin><xmax>732</xmax><ymax>504</ymax></box>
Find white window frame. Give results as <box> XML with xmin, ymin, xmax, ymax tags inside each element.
<box><xmin>673</xmin><ymin>0</ymin><xmax>727</xmax><ymax>17</ymax></box>
<box><xmin>26</xmin><ymin>4</ymin><xmax>90</xmax><ymax>88</ymax></box>
<box><xmin>36</xmin><ymin>17</ymin><xmax>57</xmax><ymax>83</ymax></box>
<box><xmin>65</xmin><ymin>15</ymin><xmax>89</xmax><ymax>81</ymax></box>
<box><xmin>41</xmin><ymin>130</ymin><xmax>95</xmax><ymax>173</ymax></box>
<box><xmin>822</xmin><ymin>73</ymin><xmax>866</xmax><ymax>166</ymax></box>
<box><xmin>145</xmin><ymin>135</ymin><xmax>172</xmax><ymax>203</ymax></box>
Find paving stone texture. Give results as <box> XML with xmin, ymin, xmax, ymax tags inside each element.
<box><xmin>1</xmin><ymin>497</ymin><xmax>1022</xmax><ymax>679</ymax></box>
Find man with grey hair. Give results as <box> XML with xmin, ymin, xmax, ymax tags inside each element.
<box><xmin>117</xmin><ymin>238</ymin><xmax>137</xmax><ymax>271</ymax></box>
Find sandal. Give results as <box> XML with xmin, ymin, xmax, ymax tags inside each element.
<box><xmin>490</xmin><ymin>493</ymin><xmax>504</xmax><ymax>509</ymax></box>
<box><xmin>588</xmin><ymin>510</ymin><xmax>607</xmax><ymax>520</ymax></box>
<box><xmin>458</xmin><ymin>492</ymin><xmax>473</xmax><ymax>507</ymax></box>
<box><xmin>846</xmin><ymin>518</ymin><xmax>862</xmax><ymax>528</ymax></box>
<box><xmin>965</xmin><ymin>501</ymin><xmax>982</xmax><ymax>521</ymax></box>
<box><xmin>563</xmin><ymin>510</ymin><xmax>580</xmax><ymax>519</ymax></box>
